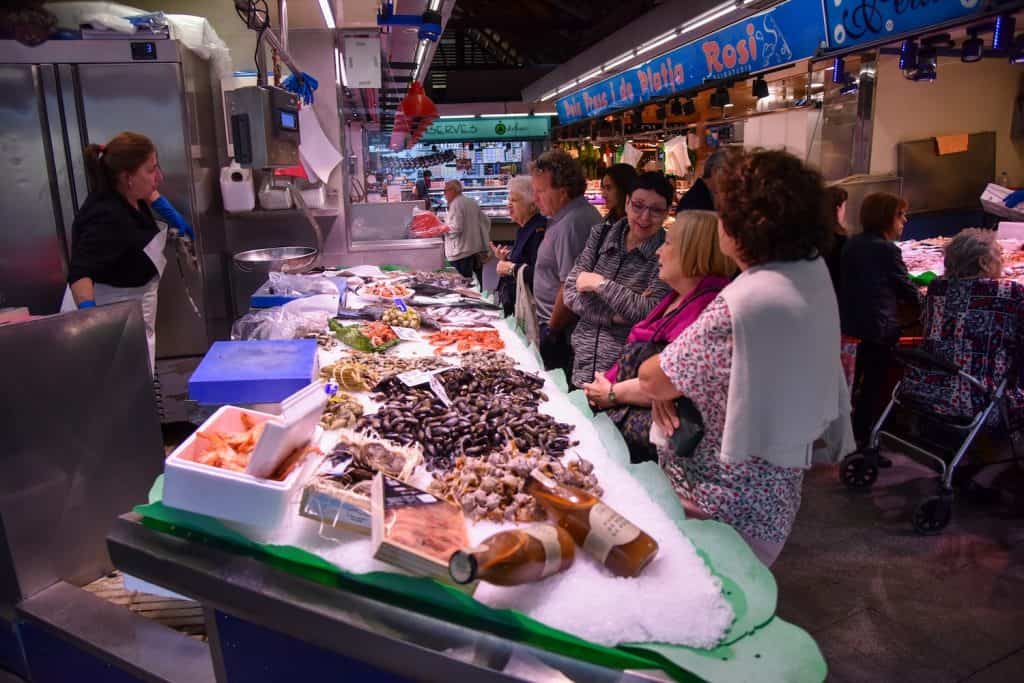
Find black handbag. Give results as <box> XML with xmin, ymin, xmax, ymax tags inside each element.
<box><xmin>606</xmin><ymin>339</ymin><xmax>705</xmax><ymax>462</ymax></box>
<box><xmin>604</xmin><ymin>288</ymin><xmax>716</xmax><ymax>462</ymax></box>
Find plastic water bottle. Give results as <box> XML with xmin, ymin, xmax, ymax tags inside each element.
<box><xmin>999</xmin><ymin>170</ymin><xmax>1010</xmax><ymax>188</ymax></box>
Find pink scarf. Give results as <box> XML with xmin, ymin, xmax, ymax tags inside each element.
<box><xmin>605</xmin><ymin>275</ymin><xmax>729</xmax><ymax>383</ymax></box>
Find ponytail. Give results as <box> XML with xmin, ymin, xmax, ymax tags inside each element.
<box><xmin>83</xmin><ymin>132</ymin><xmax>156</xmax><ymax>194</ymax></box>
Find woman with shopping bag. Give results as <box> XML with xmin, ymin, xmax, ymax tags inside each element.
<box><xmin>62</xmin><ymin>131</ymin><xmax>191</xmax><ymax>371</ymax></box>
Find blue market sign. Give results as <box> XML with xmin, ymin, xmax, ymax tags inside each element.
<box><xmin>825</xmin><ymin>0</ymin><xmax>984</xmax><ymax>49</ymax></box>
<box><xmin>556</xmin><ymin>0</ymin><xmax>826</xmax><ymax>124</ymax></box>
<box><xmin>420</xmin><ymin>116</ymin><xmax>550</xmax><ymax>142</ymax></box>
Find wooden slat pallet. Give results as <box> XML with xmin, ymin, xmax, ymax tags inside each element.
<box><xmin>83</xmin><ymin>572</ymin><xmax>207</xmax><ymax>640</ymax></box>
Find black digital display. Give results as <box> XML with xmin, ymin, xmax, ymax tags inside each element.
<box><xmin>131</xmin><ymin>41</ymin><xmax>157</xmax><ymax>60</ymax></box>
<box><xmin>278</xmin><ymin>110</ymin><xmax>298</xmax><ymax>131</ymax></box>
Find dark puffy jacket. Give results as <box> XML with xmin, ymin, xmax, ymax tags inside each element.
<box><xmin>838</xmin><ymin>232</ymin><xmax>920</xmax><ymax>344</ymax></box>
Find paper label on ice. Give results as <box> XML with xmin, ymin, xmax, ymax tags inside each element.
<box><xmin>582</xmin><ymin>502</ymin><xmax>641</xmax><ymax>565</ymax></box>
<box><xmin>524</xmin><ymin>525</ymin><xmax>564</xmax><ymax>579</ymax></box>
<box><xmin>428</xmin><ymin>375</ymin><xmax>452</xmax><ymax>407</ymax></box>
<box><xmin>390</xmin><ymin>325</ymin><xmax>420</xmax><ymax>342</ymax></box>
<box><xmin>394</xmin><ymin>298</ymin><xmax>408</xmax><ymax>312</ymax></box>
<box><xmin>398</xmin><ymin>369</ymin><xmax>433</xmax><ymax>386</ymax></box>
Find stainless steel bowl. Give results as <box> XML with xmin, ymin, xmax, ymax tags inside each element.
<box><xmin>232</xmin><ymin>246</ymin><xmax>319</xmax><ymax>274</ymax></box>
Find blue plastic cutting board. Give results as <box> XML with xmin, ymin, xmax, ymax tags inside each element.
<box><xmin>188</xmin><ymin>340</ymin><xmax>318</xmax><ymax>405</ymax></box>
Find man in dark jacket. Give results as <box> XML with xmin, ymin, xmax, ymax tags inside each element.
<box><xmin>675</xmin><ymin>150</ymin><xmax>724</xmax><ymax>213</ymax></box>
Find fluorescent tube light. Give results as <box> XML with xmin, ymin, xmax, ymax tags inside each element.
<box><xmin>680</xmin><ymin>3</ymin><xmax>735</xmax><ymax>35</ymax></box>
<box><xmin>637</xmin><ymin>32</ymin><xmax>677</xmax><ymax>55</ymax></box>
<box><xmin>318</xmin><ymin>0</ymin><xmax>335</xmax><ymax>30</ymax></box>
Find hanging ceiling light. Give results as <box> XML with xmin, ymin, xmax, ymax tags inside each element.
<box><xmin>670</xmin><ymin>98</ymin><xmax>683</xmax><ymax>116</ymax></box>
<box><xmin>710</xmin><ymin>85</ymin><xmax>730</xmax><ymax>108</ymax></box>
<box><xmin>912</xmin><ymin>45</ymin><xmax>938</xmax><ymax>82</ymax></box>
<box><xmin>752</xmin><ymin>75</ymin><xmax>769</xmax><ymax>98</ymax></box>
<box><xmin>993</xmin><ymin>15</ymin><xmax>1016</xmax><ymax>52</ymax></box>
<box><xmin>898</xmin><ymin>38</ymin><xmax>919</xmax><ymax>70</ymax></box>
<box><xmin>831</xmin><ymin>56</ymin><xmax>845</xmax><ymax>84</ymax></box>
<box><xmin>961</xmin><ymin>28</ymin><xmax>984</xmax><ymax>63</ymax></box>
<box><xmin>1012</xmin><ymin>35</ymin><xmax>1024</xmax><ymax>64</ymax></box>
<box><xmin>683</xmin><ymin>97</ymin><xmax>696</xmax><ymax>115</ymax></box>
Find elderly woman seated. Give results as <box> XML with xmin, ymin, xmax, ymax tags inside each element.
<box><xmin>902</xmin><ymin>229</ymin><xmax>1024</xmax><ymax>430</ymax></box>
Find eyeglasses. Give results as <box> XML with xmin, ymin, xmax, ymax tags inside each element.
<box><xmin>627</xmin><ymin>198</ymin><xmax>668</xmax><ymax>219</ymax></box>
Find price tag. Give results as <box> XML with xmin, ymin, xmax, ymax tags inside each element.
<box><xmin>428</xmin><ymin>375</ymin><xmax>453</xmax><ymax>407</ymax></box>
<box><xmin>390</xmin><ymin>325</ymin><xmax>421</xmax><ymax>342</ymax></box>
<box><xmin>394</xmin><ymin>298</ymin><xmax>408</xmax><ymax>312</ymax></box>
<box><xmin>397</xmin><ymin>369</ymin><xmax>434</xmax><ymax>386</ymax></box>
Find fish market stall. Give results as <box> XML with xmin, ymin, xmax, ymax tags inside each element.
<box><xmin>108</xmin><ymin>270</ymin><xmax>827</xmax><ymax>682</ymax></box>
<box><xmin>900</xmin><ymin>236</ymin><xmax>1024</xmax><ymax>284</ymax></box>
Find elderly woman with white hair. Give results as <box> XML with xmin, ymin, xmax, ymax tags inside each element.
<box><xmin>903</xmin><ymin>229</ymin><xmax>1024</xmax><ymax>427</ymax></box>
<box><xmin>492</xmin><ymin>175</ymin><xmax>548</xmax><ymax>316</ymax></box>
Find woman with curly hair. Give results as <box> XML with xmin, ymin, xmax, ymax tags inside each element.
<box><xmin>637</xmin><ymin>149</ymin><xmax>854</xmax><ymax>566</ymax></box>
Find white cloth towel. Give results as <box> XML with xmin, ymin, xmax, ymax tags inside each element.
<box><xmin>718</xmin><ymin>257</ymin><xmax>855</xmax><ymax>468</ymax></box>
<box><xmin>621</xmin><ymin>142</ymin><xmax>642</xmax><ymax>168</ymax></box>
<box><xmin>663</xmin><ymin>135</ymin><xmax>691</xmax><ymax>176</ymax></box>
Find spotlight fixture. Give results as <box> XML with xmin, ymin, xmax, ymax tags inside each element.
<box><xmin>1012</xmin><ymin>35</ymin><xmax>1024</xmax><ymax>65</ymax></box>
<box><xmin>752</xmin><ymin>75</ymin><xmax>769</xmax><ymax>98</ymax></box>
<box><xmin>670</xmin><ymin>98</ymin><xmax>683</xmax><ymax>116</ymax></box>
<box><xmin>831</xmin><ymin>56</ymin><xmax>845</xmax><ymax>84</ymax></box>
<box><xmin>710</xmin><ymin>85</ymin><xmax>730</xmax><ymax>107</ymax></box>
<box><xmin>961</xmin><ymin>29</ymin><xmax>984</xmax><ymax>63</ymax></box>
<box><xmin>993</xmin><ymin>15</ymin><xmax>1016</xmax><ymax>52</ymax></box>
<box><xmin>913</xmin><ymin>45</ymin><xmax>938</xmax><ymax>82</ymax></box>
<box><xmin>683</xmin><ymin>97</ymin><xmax>696</xmax><ymax>115</ymax></box>
<box><xmin>898</xmin><ymin>38</ymin><xmax>918</xmax><ymax>70</ymax></box>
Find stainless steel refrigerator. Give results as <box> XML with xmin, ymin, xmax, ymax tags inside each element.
<box><xmin>0</xmin><ymin>38</ymin><xmax>230</xmax><ymax>360</ymax></box>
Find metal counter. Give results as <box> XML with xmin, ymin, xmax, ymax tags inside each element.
<box><xmin>107</xmin><ymin>515</ymin><xmax>671</xmax><ymax>683</ymax></box>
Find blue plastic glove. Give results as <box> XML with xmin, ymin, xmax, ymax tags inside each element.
<box><xmin>151</xmin><ymin>195</ymin><xmax>195</xmax><ymax>240</ymax></box>
<box><xmin>1004</xmin><ymin>189</ymin><xmax>1024</xmax><ymax>209</ymax></box>
<box><xmin>282</xmin><ymin>72</ymin><xmax>318</xmax><ymax>105</ymax></box>
<box><xmin>79</xmin><ymin>300</ymin><xmax>96</xmax><ymax>309</ymax></box>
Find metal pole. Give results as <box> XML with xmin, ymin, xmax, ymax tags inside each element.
<box><xmin>279</xmin><ymin>0</ymin><xmax>288</xmax><ymax>52</ymax></box>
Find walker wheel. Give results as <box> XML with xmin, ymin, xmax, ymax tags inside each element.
<box><xmin>840</xmin><ymin>452</ymin><xmax>878</xmax><ymax>490</ymax></box>
<box><xmin>912</xmin><ymin>495</ymin><xmax>952</xmax><ymax>535</ymax></box>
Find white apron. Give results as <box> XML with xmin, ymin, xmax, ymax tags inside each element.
<box><xmin>61</xmin><ymin>226</ymin><xmax>167</xmax><ymax>371</ymax></box>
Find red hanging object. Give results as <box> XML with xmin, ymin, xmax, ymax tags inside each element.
<box><xmin>394</xmin><ymin>82</ymin><xmax>438</xmax><ymax>148</ymax></box>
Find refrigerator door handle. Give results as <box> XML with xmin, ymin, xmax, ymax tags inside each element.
<box><xmin>40</xmin><ymin>64</ymin><xmax>74</xmax><ymax>259</ymax></box>
<box><xmin>57</xmin><ymin>63</ymin><xmax>89</xmax><ymax>220</ymax></box>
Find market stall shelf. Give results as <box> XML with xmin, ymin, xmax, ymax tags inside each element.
<box><xmin>124</xmin><ymin>314</ymin><xmax>825</xmax><ymax>681</ymax></box>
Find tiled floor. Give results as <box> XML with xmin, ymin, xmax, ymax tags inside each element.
<box><xmin>775</xmin><ymin>452</ymin><xmax>1024</xmax><ymax>682</ymax></box>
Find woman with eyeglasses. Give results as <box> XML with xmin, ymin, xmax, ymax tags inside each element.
<box><xmin>838</xmin><ymin>192</ymin><xmax>921</xmax><ymax>446</ymax></box>
<box><xmin>562</xmin><ymin>172</ymin><xmax>674</xmax><ymax>389</ymax></box>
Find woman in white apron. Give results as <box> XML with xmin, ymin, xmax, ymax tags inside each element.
<box><xmin>61</xmin><ymin>132</ymin><xmax>169</xmax><ymax>371</ymax></box>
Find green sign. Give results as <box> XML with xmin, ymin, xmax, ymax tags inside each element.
<box><xmin>420</xmin><ymin>116</ymin><xmax>550</xmax><ymax>143</ymax></box>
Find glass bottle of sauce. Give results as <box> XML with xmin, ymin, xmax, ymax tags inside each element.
<box><xmin>448</xmin><ymin>524</ymin><xmax>575</xmax><ymax>585</ymax></box>
<box><xmin>525</xmin><ymin>469</ymin><xmax>658</xmax><ymax>578</ymax></box>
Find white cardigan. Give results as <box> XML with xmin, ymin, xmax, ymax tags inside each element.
<box><xmin>718</xmin><ymin>257</ymin><xmax>855</xmax><ymax>469</ymax></box>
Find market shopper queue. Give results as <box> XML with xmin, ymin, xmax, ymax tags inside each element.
<box><xmin>492</xmin><ymin>147</ymin><xmax>858</xmax><ymax>566</ymax></box>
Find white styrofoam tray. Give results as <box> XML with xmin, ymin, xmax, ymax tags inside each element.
<box><xmin>163</xmin><ymin>405</ymin><xmax>323</xmax><ymax>528</ymax></box>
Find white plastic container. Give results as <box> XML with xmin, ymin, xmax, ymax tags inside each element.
<box><xmin>220</xmin><ymin>164</ymin><xmax>256</xmax><ymax>213</ymax></box>
<box><xmin>298</xmin><ymin>182</ymin><xmax>327</xmax><ymax>209</ymax></box>
<box><xmin>163</xmin><ymin>383</ymin><xmax>328</xmax><ymax>528</ymax></box>
<box><xmin>258</xmin><ymin>176</ymin><xmax>294</xmax><ymax>210</ymax></box>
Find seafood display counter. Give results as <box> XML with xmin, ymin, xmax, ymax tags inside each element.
<box><xmin>104</xmin><ymin>271</ymin><xmax>827</xmax><ymax>683</ymax></box>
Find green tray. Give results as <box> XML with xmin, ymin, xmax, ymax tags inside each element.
<box><xmin>139</xmin><ymin>369</ymin><xmax>825</xmax><ymax>681</ymax></box>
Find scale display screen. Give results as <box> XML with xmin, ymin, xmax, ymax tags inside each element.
<box><xmin>278</xmin><ymin>110</ymin><xmax>298</xmax><ymax>131</ymax></box>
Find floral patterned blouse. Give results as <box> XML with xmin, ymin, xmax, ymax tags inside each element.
<box><xmin>659</xmin><ymin>296</ymin><xmax>805</xmax><ymax>545</ymax></box>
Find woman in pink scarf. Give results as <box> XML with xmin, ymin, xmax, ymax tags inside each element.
<box><xmin>583</xmin><ymin>210</ymin><xmax>735</xmax><ymax>462</ymax></box>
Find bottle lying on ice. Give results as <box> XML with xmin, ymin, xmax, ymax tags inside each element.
<box><xmin>448</xmin><ymin>524</ymin><xmax>575</xmax><ymax>585</ymax></box>
<box><xmin>525</xmin><ymin>468</ymin><xmax>658</xmax><ymax>578</ymax></box>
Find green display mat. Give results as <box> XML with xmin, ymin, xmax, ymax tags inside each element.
<box><xmin>139</xmin><ymin>317</ymin><xmax>825</xmax><ymax>680</ymax></box>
